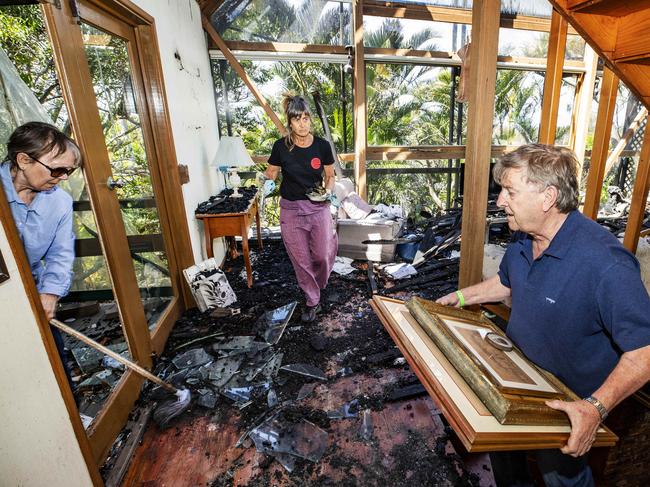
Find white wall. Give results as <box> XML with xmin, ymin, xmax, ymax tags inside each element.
<box><xmin>132</xmin><ymin>0</ymin><xmax>226</xmax><ymax>265</ymax></box>
<box><xmin>0</xmin><ymin>227</ymin><xmax>94</xmax><ymax>486</ymax></box>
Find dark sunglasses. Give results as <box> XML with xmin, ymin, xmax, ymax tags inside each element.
<box><xmin>30</xmin><ymin>155</ymin><xmax>77</xmax><ymax>178</ymax></box>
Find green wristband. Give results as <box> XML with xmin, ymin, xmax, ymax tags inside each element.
<box><xmin>455</xmin><ymin>290</ymin><xmax>465</xmax><ymax>307</ymax></box>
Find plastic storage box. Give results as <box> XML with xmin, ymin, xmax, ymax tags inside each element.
<box><xmin>337</xmin><ymin>217</ymin><xmax>403</xmax><ymax>262</ymax></box>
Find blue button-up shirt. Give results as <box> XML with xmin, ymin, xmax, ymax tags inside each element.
<box><xmin>498</xmin><ymin>210</ymin><xmax>650</xmax><ymax>397</ymax></box>
<box><xmin>1</xmin><ymin>162</ymin><xmax>75</xmax><ymax>297</ymax></box>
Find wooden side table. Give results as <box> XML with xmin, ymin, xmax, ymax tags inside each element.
<box><xmin>196</xmin><ymin>195</ymin><xmax>262</xmax><ymax>288</ymax></box>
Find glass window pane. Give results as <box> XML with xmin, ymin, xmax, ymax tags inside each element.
<box><xmin>493</xmin><ymin>69</ymin><xmax>544</xmax><ymax>144</ymax></box>
<box><xmin>212</xmin><ymin>58</ymin><xmax>353</xmax><ymax>154</ymax></box>
<box><xmin>366</xmin><ymin>64</ymin><xmax>456</xmax><ymax>146</ymax></box>
<box><xmin>555</xmin><ymin>75</ymin><xmax>578</xmax><ymax>146</ymax></box>
<box><xmin>363</xmin><ymin>16</ymin><xmax>469</xmax><ymax>52</ymax></box>
<box><xmin>498</xmin><ymin>28</ymin><xmax>548</xmax><ymax>58</ymax></box>
<box><xmin>367</xmin><ymin>159</ymin><xmax>462</xmax><ymax>213</ymax></box>
<box><xmin>81</xmin><ymin>22</ymin><xmax>173</xmax><ymax>329</ymax></box>
<box><xmin>213</xmin><ymin>0</ymin><xmax>351</xmax><ymax>45</ymax></box>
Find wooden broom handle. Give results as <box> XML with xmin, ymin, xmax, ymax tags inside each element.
<box><xmin>50</xmin><ymin>318</ymin><xmax>177</xmax><ymax>394</ymax></box>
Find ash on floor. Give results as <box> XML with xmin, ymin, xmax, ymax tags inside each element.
<box><xmin>114</xmin><ymin>240</ymin><xmax>493</xmax><ymax>487</ymax></box>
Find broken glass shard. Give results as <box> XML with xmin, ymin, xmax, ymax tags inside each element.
<box><xmin>267</xmin><ymin>389</ymin><xmax>278</xmax><ymax>408</ymax></box>
<box><xmin>197</xmin><ymin>389</ymin><xmax>218</xmax><ymax>409</ymax></box>
<box><xmin>359</xmin><ymin>409</ymin><xmax>374</xmax><ymax>441</ymax></box>
<box><xmin>336</xmin><ymin>367</ymin><xmax>353</xmax><ymax>378</ymax></box>
<box><xmin>222</xmin><ymin>382</ymin><xmax>270</xmax><ymax>402</ymax></box>
<box><xmin>207</xmin><ymin>356</ymin><xmax>244</xmax><ymax>388</ymax></box>
<box><xmin>249</xmin><ymin>415</ymin><xmax>328</xmax><ymax>463</ymax></box>
<box><xmin>71</xmin><ymin>342</ymin><xmax>128</xmax><ymax>374</ymax></box>
<box><xmin>327</xmin><ymin>399</ymin><xmax>360</xmax><ymax>419</ymax></box>
<box><xmin>271</xmin><ymin>452</ymin><xmax>296</xmax><ymax>472</ymax></box>
<box><xmin>246</xmin><ymin>352</ymin><xmax>283</xmax><ymax>382</ymax></box>
<box><xmin>78</xmin><ymin>369</ymin><xmax>117</xmax><ymax>389</ymax></box>
<box><xmin>279</xmin><ymin>363</ymin><xmax>327</xmax><ymax>381</ymax></box>
<box><xmin>171</xmin><ymin>348</ymin><xmax>213</xmax><ymax>370</ymax></box>
<box><xmin>101</xmin><ymin>355</ymin><xmax>124</xmax><ymax>371</ymax></box>
<box><xmin>212</xmin><ymin>336</ymin><xmax>255</xmax><ymax>352</ymax></box>
<box><xmin>255</xmin><ymin>301</ymin><xmax>298</xmax><ymax>344</ymax></box>
<box><xmin>297</xmin><ymin>383</ymin><xmax>316</xmax><ymax>401</ymax></box>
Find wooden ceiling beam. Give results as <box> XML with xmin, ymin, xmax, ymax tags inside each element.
<box><xmin>197</xmin><ymin>0</ymin><xmax>225</xmax><ymax>20</ymax></box>
<box><xmin>613</xmin><ymin>13</ymin><xmax>650</xmax><ymax>62</ymax></box>
<box><xmin>363</xmin><ymin>0</ymin><xmax>578</xmax><ymax>34</ymax></box>
<box><xmin>202</xmin><ymin>14</ymin><xmax>286</xmax><ymax>135</ymax></box>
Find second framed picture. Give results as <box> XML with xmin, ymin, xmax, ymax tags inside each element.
<box><xmin>406</xmin><ymin>296</ymin><xmax>577</xmax><ymax>425</ymax></box>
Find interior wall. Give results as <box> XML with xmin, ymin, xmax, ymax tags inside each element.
<box><xmin>0</xmin><ymin>227</ymin><xmax>93</xmax><ymax>486</ymax></box>
<box><xmin>131</xmin><ymin>0</ymin><xmax>226</xmax><ymax>265</ymax></box>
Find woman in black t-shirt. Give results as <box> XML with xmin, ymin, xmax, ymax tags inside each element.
<box><xmin>262</xmin><ymin>94</ymin><xmax>338</xmax><ymax>323</ymax></box>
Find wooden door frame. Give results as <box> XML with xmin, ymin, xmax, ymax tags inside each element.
<box><xmin>42</xmin><ymin>0</ymin><xmax>194</xmax><ymax>468</ymax></box>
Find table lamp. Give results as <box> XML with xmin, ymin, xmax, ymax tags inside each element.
<box><xmin>214</xmin><ymin>136</ymin><xmax>254</xmax><ymax>198</ymax></box>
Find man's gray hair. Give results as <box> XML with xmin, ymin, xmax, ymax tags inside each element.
<box><xmin>493</xmin><ymin>144</ymin><xmax>579</xmax><ymax>213</ymax></box>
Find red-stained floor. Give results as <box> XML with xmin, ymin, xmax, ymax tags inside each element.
<box><xmin>122</xmin><ymin>372</ymin><xmax>494</xmax><ymax>487</ymax></box>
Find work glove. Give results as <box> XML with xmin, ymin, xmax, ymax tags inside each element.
<box><xmin>326</xmin><ymin>190</ymin><xmax>340</xmax><ymax>208</ymax></box>
<box><xmin>256</xmin><ymin>172</ymin><xmax>276</xmax><ymax>197</ymax></box>
<box><xmin>263</xmin><ymin>179</ymin><xmax>276</xmax><ymax>197</ymax></box>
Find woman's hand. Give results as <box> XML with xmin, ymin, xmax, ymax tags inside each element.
<box><xmin>40</xmin><ymin>293</ymin><xmax>59</xmax><ymax>320</ymax></box>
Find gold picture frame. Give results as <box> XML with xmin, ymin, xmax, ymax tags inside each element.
<box><xmin>370</xmin><ymin>296</ymin><xmax>617</xmax><ymax>450</ymax></box>
<box><xmin>406</xmin><ymin>296</ymin><xmax>578</xmax><ymax>425</ymax></box>
<box><xmin>432</xmin><ymin>311</ymin><xmax>561</xmax><ymax>398</ymax></box>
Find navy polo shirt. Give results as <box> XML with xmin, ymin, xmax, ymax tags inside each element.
<box><xmin>498</xmin><ymin>210</ymin><xmax>650</xmax><ymax>397</ymax></box>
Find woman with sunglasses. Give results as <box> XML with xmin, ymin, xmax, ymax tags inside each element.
<box><xmin>261</xmin><ymin>94</ymin><xmax>338</xmax><ymax>323</ymax></box>
<box><xmin>1</xmin><ymin>121</ymin><xmax>81</xmax><ymax>331</ymax></box>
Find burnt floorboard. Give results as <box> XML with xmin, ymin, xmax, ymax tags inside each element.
<box><xmin>116</xmin><ymin>240</ymin><xmax>494</xmax><ymax>486</ymax></box>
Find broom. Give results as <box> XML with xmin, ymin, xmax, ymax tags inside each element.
<box><xmin>50</xmin><ymin>319</ymin><xmax>191</xmax><ymax>428</ymax></box>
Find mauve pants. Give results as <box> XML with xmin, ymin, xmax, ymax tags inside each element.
<box><xmin>280</xmin><ymin>198</ymin><xmax>338</xmax><ymax>307</ymax></box>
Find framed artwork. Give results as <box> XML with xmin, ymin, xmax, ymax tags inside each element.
<box><xmin>0</xmin><ymin>250</ymin><xmax>8</xmax><ymax>284</ymax></box>
<box><xmin>370</xmin><ymin>296</ymin><xmax>618</xmax><ymax>450</ymax></box>
<box><xmin>441</xmin><ymin>316</ymin><xmax>560</xmax><ymax>397</ymax></box>
<box><xmin>405</xmin><ymin>296</ymin><xmax>577</xmax><ymax>425</ymax></box>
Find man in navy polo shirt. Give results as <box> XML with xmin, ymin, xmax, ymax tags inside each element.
<box><xmin>437</xmin><ymin>144</ymin><xmax>650</xmax><ymax>487</ymax></box>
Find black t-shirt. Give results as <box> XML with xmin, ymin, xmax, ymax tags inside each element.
<box><xmin>268</xmin><ymin>136</ymin><xmax>334</xmax><ymax>201</ymax></box>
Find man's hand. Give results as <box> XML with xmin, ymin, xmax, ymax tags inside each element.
<box><xmin>40</xmin><ymin>293</ymin><xmax>59</xmax><ymax>320</ymax></box>
<box><xmin>546</xmin><ymin>399</ymin><xmax>601</xmax><ymax>457</ymax></box>
<box><xmin>436</xmin><ymin>291</ymin><xmax>460</xmax><ymax>307</ymax></box>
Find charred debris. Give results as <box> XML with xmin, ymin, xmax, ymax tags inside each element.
<box><xmin>60</xmin><ymin>188</ymin><xmax>648</xmax><ymax>485</ymax></box>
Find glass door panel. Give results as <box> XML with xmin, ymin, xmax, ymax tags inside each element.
<box><xmin>80</xmin><ymin>23</ymin><xmax>173</xmax><ymax>330</ymax></box>
<box><xmin>0</xmin><ymin>3</ymin><xmax>130</xmax><ymax>422</ymax></box>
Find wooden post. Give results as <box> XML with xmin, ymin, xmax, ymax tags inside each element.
<box><xmin>538</xmin><ymin>9</ymin><xmax>568</xmax><ymax>145</ymax></box>
<box><xmin>572</xmin><ymin>44</ymin><xmax>599</xmax><ymax>181</ymax></box>
<box><xmin>582</xmin><ymin>68</ymin><xmax>619</xmax><ymax>220</ymax></box>
<box><xmin>352</xmin><ymin>0</ymin><xmax>368</xmax><ymax>200</ymax></box>
<box><xmin>623</xmin><ymin>121</ymin><xmax>650</xmax><ymax>253</ymax></box>
<box><xmin>603</xmin><ymin>107</ymin><xmax>648</xmax><ymax>176</ymax></box>
<box><xmin>202</xmin><ymin>15</ymin><xmax>287</xmax><ymax>135</ymax></box>
<box><xmin>458</xmin><ymin>0</ymin><xmax>500</xmax><ymax>289</ymax></box>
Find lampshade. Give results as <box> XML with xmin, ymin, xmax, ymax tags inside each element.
<box><xmin>213</xmin><ymin>136</ymin><xmax>254</xmax><ymax>168</ymax></box>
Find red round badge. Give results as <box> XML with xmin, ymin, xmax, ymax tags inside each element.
<box><xmin>311</xmin><ymin>157</ymin><xmax>321</xmax><ymax>169</ymax></box>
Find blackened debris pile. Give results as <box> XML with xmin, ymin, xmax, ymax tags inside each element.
<box><xmin>123</xmin><ymin>240</ymin><xmax>484</xmax><ymax>485</ymax></box>
<box><xmin>195</xmin><ymin>186</ymin><xmax>258</xmax><ymax>214</ymax></box>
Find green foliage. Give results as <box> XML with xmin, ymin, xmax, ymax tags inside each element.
<box><xmin>1</xmin><ymin>6</ymin><xmax>169</xmax><ymax>291</ymax></box>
